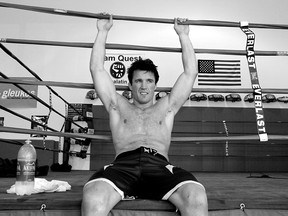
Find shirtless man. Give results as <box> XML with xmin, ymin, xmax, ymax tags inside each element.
<box><xmin>82</xmin><ymin>14</ymin><xmax>208</xmax><ymax>216</ymax></box>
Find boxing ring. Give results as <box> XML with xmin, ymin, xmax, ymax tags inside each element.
<box><xmin>1</xmin><ymin>2</ymin><xmax>288</xmax><ymax>216</ymax></box>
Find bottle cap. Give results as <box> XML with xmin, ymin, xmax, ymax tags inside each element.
<box><xmin>25</xmin><ymin>138</ymin><xmax>31</xmax><ymax>144</ymax></box>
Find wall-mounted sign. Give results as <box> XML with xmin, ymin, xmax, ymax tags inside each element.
<box><xmin>0</xmin><ymin>77</ymin><xmax>38</xmax><ymax>108</ymax></box>
<box><xmin>105</xmin><ymin>54</ymin><xmax>144</xmax><ymax>86</ymax></box>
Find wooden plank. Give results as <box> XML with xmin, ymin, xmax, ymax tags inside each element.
<box><xmin>1</xmin><ymin>171</ymin><xmax>288</xmax><ymax>211</ymax></box>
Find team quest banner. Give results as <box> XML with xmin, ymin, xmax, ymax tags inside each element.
<box><xmin>0</xmin><ymin>77</ymin><xmax>38</xmax><ymax>108</ymax></box>
<box><xmin>104</xmin><ymin>54</ymin><xmax>144</xmax><ymax>86</ymax></box>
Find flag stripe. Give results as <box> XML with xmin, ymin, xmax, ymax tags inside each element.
<box><xmin>197</xmin><ymin>59</ymin><xmax>241</xmax><ymax>86</ymax></box>
<box><xmin>198</xmin><ymin>83</ymin><xmax>241</xmax><ymax>86</ymax></box>
<box><xmin>198</xmin><ymin>79</ymin><xmax>241</xmax><ymax>82</ymax></box>
<box><xmin>214</xmin><ymin>67</ymin><xmax>240</xmax><ymax>71</ymax></box>
<box><xmin>216</xmin><ymin>64</ymin><xmax>240</xmax><ymax>66</ymax></box>
<box><xmin>210</xmin><ymin>59</ymin><xmax>239</xmax><ymax>62</ymax></box>
<box><xmin>198</xmin><ymin>76</ymin><xmax>241</xmax><ymax>78</ymax></box>
<box><xmin>211</xmin><ymin>72</ymin><xmax>240</xmax><ymax>74</ymax></box>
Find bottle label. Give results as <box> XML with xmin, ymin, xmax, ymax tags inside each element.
<box><xmin>16</xmin><ymin>160</ymin><xmax>35</xmax><ymax>182</ymax></box>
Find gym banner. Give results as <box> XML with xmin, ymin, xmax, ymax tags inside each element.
<box><xmin>104</xmin><ymin>54</ymin><xmax>144</xmax><ymax>86</ymax></box>
<box><xmin>0</xmin><ymin>77</ymin><xmax>38</xmax><ymax>108</ymax></box>
<box><xmin>240</xmin><ymin>22</ymin><xmax>268</xmax><ymax>142</ymax></box>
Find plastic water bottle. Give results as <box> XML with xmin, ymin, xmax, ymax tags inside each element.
<box><xmin>15</xmin><ymin>139</ymin><xmax>36</xmax><ymax>196</ymax></box>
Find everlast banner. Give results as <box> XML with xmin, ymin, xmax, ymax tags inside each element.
<box><xmin>0</xmin><ymin>77</ymin><xmax>38</xmax><ymax>108</ymax></box>
<box><xmin>240</xmin><ymin>22</ymin><xmax>268</xmax><ymax>142</ymax></box>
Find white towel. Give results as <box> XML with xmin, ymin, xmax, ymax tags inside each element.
<box><xmin>7</xmin><ymin>178</ymin><xmax>71</xmax><ymax>194</ymax></box>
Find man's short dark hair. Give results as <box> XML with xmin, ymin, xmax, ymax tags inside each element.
<box><xmin>127</xmin><ymin>58</ymin><xmax>159</xmax><ymax>84</ymax></box>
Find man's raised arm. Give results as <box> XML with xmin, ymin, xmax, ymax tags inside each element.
<box><xmin>90</xmin><ymin>14</ymin><xmax>118</xmax><ymax>111</ymax></box>
<box><xmin>168</xmin><ymin>18</ymin><xmax>198</xmax><ymax>114</ymax></box>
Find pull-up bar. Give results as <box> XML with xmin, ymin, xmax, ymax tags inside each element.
<box><xmin>1</xmin><ymin>2</ymin><xmax>288</xmax><ymax>29</ymax></box>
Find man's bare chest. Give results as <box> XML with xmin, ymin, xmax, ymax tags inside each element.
<box><xmin>121</xmin><ymin>108</ymin><xmax>165</xmax><ymax>130</ymax></box>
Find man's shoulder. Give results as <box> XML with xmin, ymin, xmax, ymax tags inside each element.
<box><xmin>116</xmin><ymin>93</ymin><xmax>133</xmax><ymax>108</ymax></box>
<box><xmin>153</xmin><ymin>95</ymin><xmax>178</xmax><ymax>115</ymax></box>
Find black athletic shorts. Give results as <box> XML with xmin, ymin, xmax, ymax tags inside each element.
<box><xmin>85</xmin><ymin>146</ymin><xmax>204</xmax><ymax>200</ymax></box>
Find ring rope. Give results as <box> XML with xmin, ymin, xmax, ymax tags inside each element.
<box><xmin>0</xmin><ymin>126</ymin><xmax>111</xmax><ymax>140</ymax></box>
<box><xmin>1</xmin><ymin>78</ymin><xmax>288</xmax><ymax>94</ymax></box>
<box><xmin>0</xmin><ymin>104</ymin><xmax>58</xmax><ymax>132</ymax></box>
<box><xmin>4</xmin><ymin>139</ymin><xmax>287</xmax><ymax>158</ymax></box>
<box><xmin>0</xmin><ymin>138</ymin><xmax>65</xmax><ymax>153</ymax></box>
<box><xmin>0</xmin><ymin>138</ymin><xmax>91</xmax><ymax>158</ymax></box>
<box><xmin>0</xmin><ymin>72</ymin><xmax>87</xmax><ymax>130</ymax></box>
<box><xmin>172</xmin><ymin>135</ymin><xmax>288</xmax><ymax>142</ymax></box>
<box><xmin>2</xmin><ymin>38</ymin><xmax>288</xmax><ymax>56</ymax></box>
<box><xmin>179</xmin><ymin>154</ymin><xmax>288</xmax><ymax>158</ymax></box>
<box><xmin>0</xmin><ymin>43</ymin><xmax>83</xmax><ymax>118</ymax></box>
<box><xmin>1</xmin><ymin>2</ymin><xmax>288</xmax><ymax>30</ymax></box>
<box><xmin>1</xmin><ymin>126</ymin><xmax>288</xmax><ymax>142</ymax></box>
<box><xmin>0</xmin><ymin>104</ymin><xmax>86</xmax><ymax>143</ymax></box>
<box><xmin>88</xmin><ymin>117</ymin><xmax>288</xmax><ymax>124</ymax></box>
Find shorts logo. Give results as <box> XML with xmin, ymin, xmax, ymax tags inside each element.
<box><xmin>104</xmin><ymin>164</ymin><xmax>113</xmax><ymax>170</ymax></box>
<box><xmin>165</xmin><ymin>164</ymin><xmax>174</xmax><ymax>174</ymax></box>
<box><xmin>110</xmin><ymin>62</ymin><xmax>125</xmax><ymax>79</ymax></box>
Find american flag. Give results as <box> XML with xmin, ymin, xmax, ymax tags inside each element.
<box><xmin>197</xmin><ymin>59</ymin><xmax>241</xmax><ymax>86</ymax></box>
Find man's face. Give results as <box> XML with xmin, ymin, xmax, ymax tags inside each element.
<box><xmin>129</xmin><ymin>70</ymin><xmax>157</xmax><ymax>105</ymax></box>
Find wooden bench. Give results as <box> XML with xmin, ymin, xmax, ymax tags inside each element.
<box><xmin>111</xmin><ymin>199</ymin><xmax>179</xmax><ymax>216</ymax></box>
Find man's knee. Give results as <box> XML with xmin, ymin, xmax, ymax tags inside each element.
<box><xmin>183</xmin><ymin>183</ymin><xmax>207</xmax><ymax>207</ymax></box>
<box><xmin>170</xmin><ymin>183</ymin><xmax>208</xmax><ymax>210</ymax></box>
<box><xmin>82</xmin><ymin>181</ymin><xmax>121</xmax><ymax>216</ymax></box>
